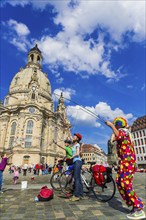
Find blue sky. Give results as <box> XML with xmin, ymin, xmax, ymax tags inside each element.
<box><xmin>0</xmin><ymin>0</ymin><xmax>145</xmax><ymax>153</ymax></box>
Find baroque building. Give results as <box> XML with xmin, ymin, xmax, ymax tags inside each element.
<box><xmin>131</xmin><ymin>115</ymin><xmax>146</xmax><ymax>168</ymax></box>
<box><xmin>0</xmin><ymin>44</ymin><xmax>71</xmax><ymax>166</ymax></box>
<box><xmin>82</xmin><ymin>144</ymin><xmax>107</xmax><ymax>165</ymax></box>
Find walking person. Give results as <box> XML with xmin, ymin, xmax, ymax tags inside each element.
<box><xmin>13</xmin><ymin>167</ymin><xmax>19</xmax><ymax>184</ymax></box>
<box><xmin>0</xmin><ymin>152</ymin><xmax>14</xmax><ymax>193</ymax></box>
<box><xmin>105</xmin><ymin>117</ymin><xmax>145</xmax><ymax>219</ymax></box>
<box><xmin>70</xmin><ymin>133</ymin><xmax>83</xmax><ymax>202</ymax></box>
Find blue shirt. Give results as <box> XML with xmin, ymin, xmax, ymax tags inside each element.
<box><xmin>72</xmin><ymin>143</ymin><xmax>81</xmax><ymax>163</ymax></box>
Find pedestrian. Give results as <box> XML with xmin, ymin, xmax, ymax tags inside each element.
<box><xmin>23</xmin><ymin>163</ymin><xmax>28</xmax><ymax>176</ymax></box>
<box><xmin>0</xmin><ymin>152</ymin><xmax>14</xmax><ymax>193</ymax></box>
<box><xmin>13</xmin><ymin>167</ymin><xmax>19</xmax><ymax>184</ymax></box>
<box><xmin>64</xmin><ymin>139</ymin><xmax>72</xmax><ymax>158</ymax></box>
<box><xmin>69</xmin><ymin>133</ymin><xmax>83</xmax><ymax>202</ymax></box>
<box><xmin>105</xmin><ymin>117</ymin><xmax>145</xmax><ymax>219</ymax></box>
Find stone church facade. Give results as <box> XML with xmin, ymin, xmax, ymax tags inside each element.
<box><xmin>0</xmin><ymin>44</ymin><xmax>71</xmax><ymax>166</ymax></box>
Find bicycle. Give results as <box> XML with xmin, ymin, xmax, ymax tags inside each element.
<box><xmin>50</xmin><ymin>157</ymin><xmax>73</xmax><ymax>191</ymax></box>
<box><xmin>59</xmin><ymin>161</ymin><xmax>116</xmax><ymax>202</ymax></box>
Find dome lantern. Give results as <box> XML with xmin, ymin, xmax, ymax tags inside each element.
<box><xmin>26</xmin><ymin>44</ymin><xmax>43</xmax><ymax>70</ymax></box>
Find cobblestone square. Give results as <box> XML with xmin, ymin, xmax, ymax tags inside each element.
<box><xmin>0</xmin><ymin>172</ymin><xmax>146</xmax><ymax>220</ymax></box>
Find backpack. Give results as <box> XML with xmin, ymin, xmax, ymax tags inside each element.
<box><xmin>92</xmin><ymin>164</ymin><xmax>106</xmax><ymax>186</ymax></box>
<box><xmin>38</xmin><ymin>186</ymin><xmax>54</xmax><ymax>201</ymax></box>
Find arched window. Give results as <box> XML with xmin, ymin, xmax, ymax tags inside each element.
<box><xmin>31</xmin><ymin>93</ymin><xmax>35</xmax><ymax>99</ymax></box>
<box><xmin>37</xmin><ymin>56</ymin><xmax>40</xmax><ymax>64</ymax></box>
<box><xmin>25</xmin><ymin>120</ymin><xmax>34</xmax><ymax>148</ymax></box>
<box><xmin>26</xmin><ymin>120</ymin><xmax>33</xmax><ymax>134</ymax></box>
<box><xmin>5</xmin><ymin>97</ymin><xmax>9</xmax><ymax>106</ymax></box>
<box><xmin>9</xmin><ymin>122</ymin><xmax>17</xmax><ymax>148</ymax></box>
<box><xmin>30</xmin><ymin>54</ymin><xmax>34</xmax><ymax>62</ymax></box>
<box><xmin>143</xmin><ymin>130</ymin><xmax>146</xmax><ymax>136</ymax></box>
<box><xmin>140</xmin><ymin>131</ymin><xmax>142</xmax><ymax>137</ymax></box>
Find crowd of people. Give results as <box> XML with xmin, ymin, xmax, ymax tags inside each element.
<box><xmin>8</xmin><ymin>163</ymin><xmax>53</xmax><ymax>177</ymax></box>
<box><xmin>0</xmin><ymin>117</ymin><xmax>145</xmax><ymax>219</ymax></box>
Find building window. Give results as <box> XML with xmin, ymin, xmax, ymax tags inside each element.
<box><xmin>142</xmin><ymin>147</ymin><xmax>145</xmax><ymax>153</ymax></box>
<box><xmin>137</xmin><ymin>157</ymin><xmax>139</xmax><ymax>161</ymax></box>
<box><xmin>143</xmin><ymin>130</ymin><xmax>145</xmax><ymax>136</ymax></box>
<box><xmin>5</xmin><ymin>97</ymin><xmax>9</xmax><ymax>106</ymax></box>
<box><xmin>139</xmin><ymin>147</ymin><xmax>142</xmax><ymax>154</ymax></box>
<box><xmin>37</xmin><ymin>56</ymin><xmax>40</xmax><ymax>64</ymax></box>
<box><xmin>25</xmin><ymin>135</ymin><xmax>32</xmax><ymax>148</ymax></box>
<box><xmin>9</xmin><ymin>122</ymin><xmax>17</xmax><ymax>148</ymax></box>
<box><xmin>141</xmin><ymin>139</ymin><xmax>144</xmax><ymax>145</ymax></box>
<box><xmin>25</xmin><ymin>120</ymin><xmax>33</xmax><ymax>148</ymax></box>
<box><xmin>136</xmin><ymin>132</ymin><xmax>139</xmax><ymax>138</ymax></box>
<box><xmin>133</xmin><ymin>133</ymin><xmax>135</xmax><ymax>138</ymax></box>
<box><xmin>138</xmin><ymin>139</ymin><xmax>140</xmax><ymax>146</ymax></box>
<box><xmin>135</xmin><ymin>148</ymin><xmax>138</xmax><ymax>154</ymax></box>
<box><xmin>26</xmin><ymin>120</ymin><xmax>33</xmax><ymax>134</ymax></box>
<box><xmin>140</xmin><ymin>131</ymin><xmax>142</xmax><ymax>137</ymax></box>
<box><xmin>30</xmin><ymin>54</ymin><xmax>34</xmax><ymax>62</ymax></box>
<box><xmin>15</xmin><ymin>77</ymin><xmax>19</xmax><ymax>85</ymax></box>
<box><xmin>134</xmin><ymin>140</ymin><xmax>137</xmax><ymax>146</ymax></box>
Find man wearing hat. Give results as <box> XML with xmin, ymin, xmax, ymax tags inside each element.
<box><xmin>106</xmin><ymin>117</ymin><xmax>145</xmax><ymax>219</ymax></box>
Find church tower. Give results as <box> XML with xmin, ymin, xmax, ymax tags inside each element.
<box><xmin>0</xmin><ymin>44</ymin><xmax>71</xmax><ymax>165</ymax></box>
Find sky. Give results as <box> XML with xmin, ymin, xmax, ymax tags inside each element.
<box><xmin>0</xmin><ymin>0</ymin><xmax>146</xmax><ymax>153</ymax></box>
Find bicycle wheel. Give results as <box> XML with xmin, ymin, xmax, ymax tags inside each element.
<box><xmin>81</xmin><ymin>170</ymin><xmax>92</xmax><ymax>193</ymax></box>
<box><xmin>92</xmin><ymin>173</ymin><xmax>116</xmax><ymax>202</ymax></box>
<box><xmin>50</xmin><ymin>171</ymin><xmax>62</xmax><ymax>191</ymax></box>
<box><xmin>59</xmin><ymin>170</ymin><xmax>74</xmax><ymax>196</ymax></box>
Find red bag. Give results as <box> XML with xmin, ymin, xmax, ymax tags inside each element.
<box><xmin>38</xmin><ymin>186</ymin><xmax>54</xmax><ymax>201</ymax></box>
<box><xmin>92</xmin><ymin>165</ymin><xmax>106</xmax><ymax>186</ymax></box>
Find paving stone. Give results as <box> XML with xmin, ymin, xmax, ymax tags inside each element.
<box><xmin>1</xmin><ymin>172</ymin><xmax>146</xmax><ymax>220</ymax></box>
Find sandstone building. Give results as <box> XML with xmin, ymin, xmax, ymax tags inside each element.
<box><xmin>0</xmin><ymin>44</ymin><xmax>71</xmax><ymax>166</ymax></box>
<box><xmin>131</xmin><ymin>115</ymin><xmax>146</xmax><ymax>168</ymax></box>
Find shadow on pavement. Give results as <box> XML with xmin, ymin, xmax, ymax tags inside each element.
<box><xmin>107</xmin><ymin>196</ymin><xmax>130</xmax><ymax>214</ymax></box>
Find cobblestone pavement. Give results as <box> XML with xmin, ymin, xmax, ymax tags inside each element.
<box><xmin>0</xmin><ymin>172</ymin><xmax>146</xmax><ymax>220</ymax></box>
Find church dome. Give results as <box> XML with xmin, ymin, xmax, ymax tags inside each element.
<box><xmin>9</xmin><ymin>67</ymin><xmax>51</xmax><ymax>98</ymax></box>
<box><xmin>6</xmin><ymin>44</ymin><xmax>52</xmax><ymax>107</ymax></box>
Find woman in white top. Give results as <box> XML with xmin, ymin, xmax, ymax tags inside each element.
<box><xmin>70</xmin><ymin>133</ymin><xmax>83</xmax><ymax>202</ymax></box>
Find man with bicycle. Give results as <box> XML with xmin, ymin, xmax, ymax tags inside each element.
<box><xmin>69</xmin><ymin>133</ymin><xmax>83</xmax><ymax>202</ymax></box>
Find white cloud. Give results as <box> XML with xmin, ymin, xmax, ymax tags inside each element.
<box><xmin>53</xmin><ymin>1</ymin><xmax>145</xmax><ymax>42</ymax></box>
<box><xmin>2</xmin><ymin>1</ymin><xmax>145</xmax><ymax>80</ymax></box>
<box><xmin>10</xmin><ymin>38</ymin><xmax>28</xmax><ymax>52</ymax></box>
<box><xmin>3</xmin><ymin>1</ymin><xmax>145</xmax><ymax>42</ymax></box>
<box><xmin>7</xmin><ymin>19</ymin><xmax>30</xmax><ymax>36</ymax></box>
<box><xmin>127</xmin><ymin>85</ymin><xmax>133</xmax><ymax>89</ymax></box>
<box><xmin>53</xmin><ymin>88</ymin><xmax>76</xmax><ymax>103</ymax></box>
<box><xmin>66</xmin><ymin>101</ymin><xmax>134</xmax><ymax>127</ymax></box>
<box><xmin>2</xmin><ymin>19</ymin><xmax>31</xmax><ymax>52</ymax></box>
